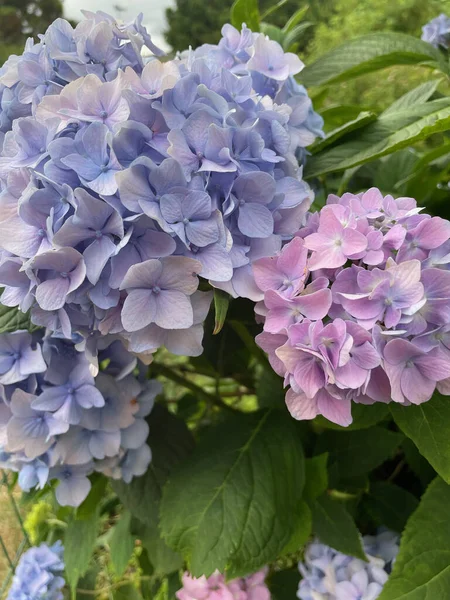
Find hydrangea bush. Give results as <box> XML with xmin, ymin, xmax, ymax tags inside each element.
<box><xmin>2</xmin><ymin>3</ymin><xmax>450</xmax><ymax>599</ymax></box>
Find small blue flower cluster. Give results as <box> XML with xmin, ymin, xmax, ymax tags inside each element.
<box><xmin>7</xmin><ymin>542</ymin><xmax>65</xmax><ymax>600</ymax></box>
<box><xmin>297</xmin><ymin>530</ymin><xmax>399</xmax><ymax>600</ymax></box>
<box><xmin>0</xmin><ymin>11</ymin><xmax>322</xmax><ymax>359</ymax></box>
<box><xmin>422</xmin><ymin>14</ymin><xmax>450</xmax><ymax>49</ymax></box>
<box><xmin>0</xmin><ymin>329</ymin><xmax>160</xmax><ymax>506</ymax></box>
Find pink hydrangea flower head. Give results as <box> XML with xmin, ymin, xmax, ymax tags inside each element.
<box><xmin>176</xmin><ymin>569</ymin><xmax>270</xmax><ymax>600</ymax></box>
<box><xmin>253</xmin><ymin>188</ymin><xmax>450</xmax><ymax>426</ymax></box>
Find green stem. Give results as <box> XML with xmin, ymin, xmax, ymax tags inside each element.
<box><xmin>150</xmin><ymin>363</ymin><xmax>237</xmax><ymax>413</ymax></box>
<box><xmin>76</xmin><ymin>575</ymin><xmax>153</xmax><ymax>596</ymax></box>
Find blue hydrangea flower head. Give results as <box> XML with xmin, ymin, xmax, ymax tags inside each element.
<box><xmin>422</xmin><ymin>14</ymin><xmax>450</xmax><ymax>48</ymax></box>
<box><xmin>297</xmin><ymin>530</ymin><xmax>400</xmax><ymax>600</ymax></box>
<box><xmin>7</xmin><ymin>542</ymin><xmax>65</xmax><ymax>600</ymax></box>
<box><xmin>0</xmin><ymin>12</ymin><xmax>322</xmax><ymax>357</ymax></box>
<box><xmin>0</xmin><ymin>330</ymin><xmax>161</xmax><ymax>506</ymax></box>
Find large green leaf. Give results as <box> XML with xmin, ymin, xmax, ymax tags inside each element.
<box><xmin>281</xmin><ymin>500</ymin><xmax>312</xmax><ymax>555</ymax></box>
<box><xmin>390</xmin><ymin>394</ymin><xmax>450</xmax><ymax>484</ymax></box>
<box><xmin>113</xmin><ymin>585</ymin><xmax>144</xmax><ymax>600</ymax></box>
<box><xmin>373</xmin><ymin>149</ymin><xmax>419</xmax><ymax>194</ymax></box>
<box><xmin>379</xmin><ymin>478</ymin><xmax>450</xmax><ymax>600</ymax></box>
<box><xmin>109</xmin><ymin>511</ymin><xmax>135</xmax><ymax>577</ymax></box>
<box><xmin>64</xmin><ymin>510</ymin><xmax>100</xmax><ymax>597</ymax></box>
<box><xmin>230</xmin><ymin>0</ymin><xmax>259</xmax><ymax>32</ymax></box>
<box><xmin>160</xmin><ymin>410</ymin><xmax>305</xmax><ymax>579</ymax></box>
<box><xmin>304</xmin><ymin>453</ymin><xmax>328</xmax><ymax>505</ymax></box>
<box><xmin>305</xmin><ymin>100</ymin><xmax>450</xmax><ymax>177</ymax></box>
<box><xmin>76</xmin><ymin>567</ymin><xmax>100</xmax><ymax>600</ymax></box>
<box><xmin>112</xmin><ymin>404</ymin><xmax>194</xmax><ymax>574</ymax></box>
<box><xmin>301</xmin><ymin>32</ymin><xmax>443</xmax><ymax>87</ymax></box>
<box><xmin>363</xmin><ymin>482</ymin><xmax>419</xmax><ymax>533</ymax></box>
<box><xmin>283</xmin><ymin>22</ymin><xmax>313</xmax><ymax>51</ymax></box>
<box><xmin>311</xmin><ymin>111</ymin><xmax>377</xmax><ymax>154</ymax></box>
<box><xmin>381</xmin><ymin>80</ymin><xmax>441</xmax><ymax>116</ymax></box>
<box><xmin>282</xmin><ymin>5</ymin><xmax>309</xmax><ymax>33</ymax></box>
<box><xmin>402</xmin><ymin>438</ymin><xmax>436</xmax><ymax>487</ymax></box>
<box><xmin>312</xmin><ymin>494</ymin><xmax>366</xmax><ymax>560</ymax></box>
<box><xmin>317</xmin><ymin>427</ymin><xmax>403</xmax><ymax>478</ymax></box>
<box><xmin>139</xmin><ymin>520</ymin><xmax>183</xmax><ymax>577</ymax></box>
<box><xmin>320</xmin><ymin>105</ymin><xmax>373</xmax><ymax>132</ymax></box>
<box><xmin>256</xmin><ymin>366</ymin><xmax>284</xmax><ymax>409</ymax></box>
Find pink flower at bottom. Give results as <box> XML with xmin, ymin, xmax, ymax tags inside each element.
<box><xmin>176</xmin><ymin>569</ymin><xmax>270</xmax><ymax>600</ymax></box>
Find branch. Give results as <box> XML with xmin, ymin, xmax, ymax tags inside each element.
<box><xmin>150</xmin><ymin>363</ymin><xmax>238</xmax><ymax>413</ymax></box>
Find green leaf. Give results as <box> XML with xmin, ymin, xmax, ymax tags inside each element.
<box><xmin>256</xmin><ymin>366</ymin><xmax>284</xmax><ymax>409</ymax></box>
<box><xmin>381</xmin><ymin>80</ymin><xmax>441</xmax><ymax>116</ymax></box>
<box><xmin>304</xmin><ymin>453</ymin><xmax>328</xmax><ymax>505</ymax></box>
<box><xmin>109</xmin><ymin>511</ymin><xmax>135</xmax><ymax>577</ymax></box>
<box><xmin>167</xmin><ymin>572</ymin><xmax>182</xmax><ymax>600</ymax></box>
<box><xmin>320</xmin><ymin>105</ymin><xmax>372</xmax><ymax>131</ymax></box>
<box><xmin>312</xmin><ymin>494</ymin><xmax>366</xmax><ymax>560</ymax></box>
<box><xmin>305</xmin><ymin>101</ymin><xmax>450</xmax><ymax>178</ymax></box>
<box><xmin>112</xmin><ymin>405</ymin><xmax>194</xmax><ymax>574</ymax></box>
<box><xmin>260</xmin><ymin>0</ymin><xmax>288</xmax><ymax>22</ymax></box>
<box><xmin>311</xmin><ymin>111</ymin><xmax>377</xmax><ymax>154</ymax></box>
<box><xmin>139</xmin><ymin>520</ymin><xmax>183</xmax><ymax>577</ymax></box>
<box><xmin>259</xmin><ymin>23</ymin><xmax>284</xmax><ymax>46</ymax></box>
<box><xmin>213</xmin><ymin>289</ymin><xmax>230</xmax><ymax>335</ymax></box>
<box><xmin>281</xmin><ymin>500</ymin><xmax>312</xmax><ymax>555</ymax></box>
<box><xmin>76</xmin><ymin>475</ymin><xmax>107</xmax><ymax>520</ymax></box>
<box><xmin>76</xmin><ymin>566</ymin><xmax>100</xmax><ymax>600</ymax></box>
<box><xmin>64</xmin><ymin>510</ymin><xmax>100</xmax><ymax>597</ymax></box>
<box><xmin>112</xmin><ymin>405</ymin><xmax>194</xmax><ymax>523</ymax></box>
<box><xmin>230</xmin><ymin>0</ymin><xmax>259</xmax><ymax>32</ymax></box>
<box><xmin>113</xmin><ymin>584</ymin><xmax>143</xmax><ymax>600</ymax></box>
<box><xmin>315</xmin><ymin>402</ymin><xmax>389</xmax><ymax>431</ymax></box>
<box><xmin>301</xmin><ymin>32</ymin><xmax>443</xmax><ymax>87</ymax></box>
<box><xmin>0</xmin><ymin>304</ymin><xmax>38</xmax><ymax>334</ymax></box>
<box><xmin>373</xmin><ymin>149</ymin><xmax>419</xmax><ymax>194</ymax></box>
<box><xmin>317</xmin><ymin>427</ymin><xmax>403</xmax><ymax>478</ymax></box>
<box><xmin>363</xmin><ymin>482</ymin><xmax>419</xmax><ymax>533</ymax></box>
<box><xmin>390</xmin><ymin>394</ymin><xmax>450</xmax><ymax>483</ymax></box>
<box><xmin>160</xmin><ymin>410</ymin><xmax>305</xmax><ymax>579</ymax></box>
<box><xmin>402</xmin><ymin>438</ymin><xmax>436</xmax><ymax>487</ymax></box>
<box><xmin>378</xmin><ymin>478</ymin><xmax>450</xmax><ymax>600</ymax></box>
<box><xmin>282</xmin><ymin>5</ymin><xmax>309</xmax><ymax>33</ymax></box>
<box><xmin>270</xmin><ymin>568</ymin><xmax>301</xmax><ymax>600</ymax></box>
<box><xmin>283</xmin><ymin>22</ymin><xmax>313</xmax><ymax>51</ymax></box>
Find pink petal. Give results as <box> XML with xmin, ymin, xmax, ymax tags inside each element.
<box><xmin>253</xmin><ymin>257</ymin><xmax>283</xmax><ymax>292</ymax></box>
<box><xmin>384</xmin><ymin>339</ymin><xmax>423</xmax><ymax>365</ymax></box>
<box><xmin>277</xmin><ymin>237</ymin><xmax>308</xmax><ymax>282</ymax></box>
<box><xmin>295</xmin><ymin>288</ymin><xmax>332</xmax><ymax>320</ymax></box>
<box><xmin>316</xmin><ymin>389</ymin><xmax>352</xmax><ymax>427</ymax></box>
<box><xmin>285</xmin><ymin>388</ymin><xmax>318</xmax><ymax>420</ymax></box>
<box><xmin>307</xmin><ymin>246</ymin><xmax>346</xmax><ymax>271</ymax></box>
<box><xmin>293</xmin><ymin>355</ymin><xmax>326</xmax><ymax>398</ymax></box>
<box><xmin>341</xmin><ymin>227</ymin><xmax>368</xmax><ymax>256</ymax></box>
<box><xmin>416</xmin><ymin>351</ymin><xmax>450</xmax><ymax>382</ymax></box>
<box><xmin>401</xmin><ymin>364</ymin><xmax>435</xmax><ymax>405</ymax></box>
<box><xmin>415</xmin><ymin>216</ymin><xmax>450</xmax><ymax>250</ymax></box>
